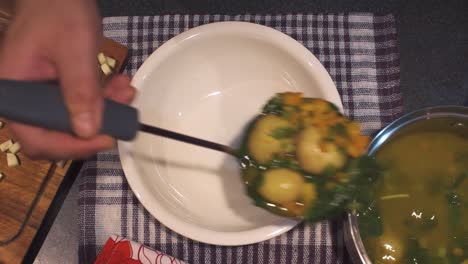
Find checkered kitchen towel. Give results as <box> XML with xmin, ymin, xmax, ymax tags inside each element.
<box><xmin>79</xmin><ymin>14</ymin><xmax>402</xmax><ymax>263</ymax></box>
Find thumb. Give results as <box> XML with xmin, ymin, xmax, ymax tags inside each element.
<box><xmin>56</xmin><ymin>35</ymin><xmax>102</xmax><ymax>138</ymax></box>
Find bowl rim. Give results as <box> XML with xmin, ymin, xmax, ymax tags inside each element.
<box><xmin>344</xmin><ymin>105</ymin><xmax>468</xmax><ymax>263</ymax></box>
<box><xmin>119</xmin><ymin>21</ymin><xmax>342</xmax><ymax>246</ymax></box>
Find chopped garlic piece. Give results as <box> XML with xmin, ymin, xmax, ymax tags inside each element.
<box><xmin>0</xmin><ymin>172</ymin><xmax>4</xmax><ymax>181</ymax></box>
<box><xmin>7</xmin><ymin>153</ymin><xmax>19</xmax><ymax>167</ymax></box>
<box><xmin>8</xmin><ymin>142</ymin><xmax>21</xmax><ymax>154</ymax></box>
<box><xmin>0</xmin><ymin>139</ymin><xmax>13</xmax><ymax>152</ymax></box>
<box><xmin>100</xmin><ymin>63</ymin><xmax>112</xmax><ymax>76</ymax></box>
<box><xmin>97</xmin><ymin>52</ymin><xmax>106</xmax><ymax>65</ymax></box>
<box><xmin>106</xmin><ymin>56</ymin><xmax>117</xmax><ymax>68</ymax></box>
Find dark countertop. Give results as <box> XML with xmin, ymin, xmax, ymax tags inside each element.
<box><xmin>97</xmin><ymin>0</ymin><xmax>468</xmax><ymax>112</ymax></box>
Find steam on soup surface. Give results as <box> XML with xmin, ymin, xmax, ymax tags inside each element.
<box><xmin>359</xmin><ymin>118</ymin><xmax>468</xmax><ymax>264</ymax></box>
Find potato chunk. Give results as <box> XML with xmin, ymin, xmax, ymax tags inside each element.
<box><xmin>302</xmin><ymin>183</ymin><xmax>317</xmax><ymax>208</ymax></box>
<box><xmin>248</xmin><ymin>115</ymin><xmax>293</xmax><ymax>164</ymax></box>
<box><xmin>259</xmin><ymin>168</ymin><xmax>304</xmax><ymax>204</ymax></box>
<box><xmin>297</xmin><ymin>127</ymin><xmax>345</xmax><ymax>174</ymax></box>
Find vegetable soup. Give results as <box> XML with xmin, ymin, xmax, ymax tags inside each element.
<box><xmin>359</xmin><ymin>118</ymin><xmax>468</xmax><ymax>264</ymax></box>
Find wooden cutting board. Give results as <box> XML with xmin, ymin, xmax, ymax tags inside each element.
<box><xmin>0</xmin><ymin>9</ymin><xmax>129</xmax><ymax>262</ymax></box>
<box><xmin>0</xmin><ymin>132</ymin><xmax>70</xmax><ymax>264</ymax></box>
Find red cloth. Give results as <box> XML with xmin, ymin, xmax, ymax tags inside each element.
<box><xmin>95</xmin><ymin>236</ymin><xmax>185</xmax><ymax>264</ymax></box>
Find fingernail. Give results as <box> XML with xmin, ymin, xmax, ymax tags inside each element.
<box><xmin>73</xmin><ymin>112</ymin><xmax>97</xmax><ymax>138</ymax></box>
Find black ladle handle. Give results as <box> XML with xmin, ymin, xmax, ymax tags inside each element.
<box><xmin>0</xmin><ymin>79</ymin><xmax>139</xmax><ymax>140</ymax></box>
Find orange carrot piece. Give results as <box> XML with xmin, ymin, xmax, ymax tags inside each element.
<box><xmin>282</xmin><ymin>92</ymin><xmax>303</xmax><ymax>106</ymax></box>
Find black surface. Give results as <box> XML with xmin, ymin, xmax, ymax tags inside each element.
<box><xmin>96</xmin><ymin>0</ymin><xmax>468</xmax><ymax>113</ymax></box>
<box><xmin>396</xmin><ymin>0</ymin><xmax>468</xmax><ymax>111</ymax></box>
<box><xmin>97</xmin><ymin>0</ymin><xmax>399</xmax><ymax>15</ymax></box>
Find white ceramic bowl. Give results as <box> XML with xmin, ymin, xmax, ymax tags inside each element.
<box><xmin>118</xmin><ymin>21</ymin><xmax>343</xmax><ymax>246</ymax></box>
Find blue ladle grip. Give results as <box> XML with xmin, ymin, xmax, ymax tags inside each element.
<box><xmin>0</xmin><ymin>79</ymin><xmax>139</xmax><ymax>140</ymax></box>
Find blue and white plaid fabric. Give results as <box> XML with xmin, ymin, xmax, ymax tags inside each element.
<box><xmin>79</xmin><ymin>13</ymin><xmax>401</xmax><ymax>263</ymax></box>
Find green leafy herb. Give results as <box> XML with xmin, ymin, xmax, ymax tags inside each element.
<box><xmin>268</xmin><ymin>157</ymin><xmax>301</xmax><ymax>171</ymax></box>
<box><xmin>447</xmin><ymin>192</ymin><xmax>462</xmax><ymax>206</ymax></box>
<box><xmin>304</xmin><ymin>157</ymin><xmax>383</xmax><ymax>223</ymax></box>
<box><xmin>328</xmin><ymin>102</ymin><xmax>340</xmax><ymax>112</ymax></box>
<box><xmin>329</xmin><ymin>123</ymin><xmax>348</xmax><ymax>138</ymax></box>
<box><xmin>262</xmin><ymin>95</ymin><xmax>284</xmax><ymax>115</ymax></box>
<box><xmin>352</xmin><ymin>156</ymin><xmax>383</xmax><ymax>185</ymax></box>
<box><xmin>281</xmin><ymin>105</ymin><xmax>298</xmax><ymax>119</ymax></box>
<box><xmin>427</xmin><ymin>175</ymin><xmax>446</xmax><ymax>195</ymax></box>
<box><xmin>404</xmin><ymin>238</ymin><xmax>446</xmax><ymax>264</ymax></box>
<box><xmin>304</xmin><ymin>184</ymin><xmax>350</xmax><ymax>222</ymax></box>
<box><xmin>242</xmin><ymin>166</ymin><xmax>259</xmax><ymax>186</ymax></box>
<box><xmin>357</xmin><ymin>205</ymin><xmax>384</xmax><ymax>237</ymax></box>
<box><xmin>345</xmin><ymin>156</ymin><xmax>385</xmax><ymax>237</ymax></box>
<box><xmin>322</xmin><ymin>165</ymin><xmax>336</xmax><ymax>180</ymax></box>
<box><xmin>451</xmin><ymin>172</ymin><xmax>467</xmax><ymax>190</ymax></box>
<box><xmin>455</xmin><ymin>151</ymin><xmax>468</xmax><ymax>164</ymax></box>
<box><xmin>271</xmin><ymin>127</ymin><xmax>297</xmax><ymax>139</ymax></box>
<box><xmin>447</xmin><ymin>191</ymin><xmax>462</xmax><ymax>228</ymax></box>
<box><xmin>448</xmin><ymin>204</ymin><xmax>462</xmax><ymax>230</ymax></box>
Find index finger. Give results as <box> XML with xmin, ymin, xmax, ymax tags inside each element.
<box><xmin>55</xmin><ymin>25</ymin><xmax>103</xmax><ymax>139</ymax></box>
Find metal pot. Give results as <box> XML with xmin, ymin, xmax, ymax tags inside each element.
<box><xmin>343</xmin><ymin>105</ymin><xmax>468</xmax><ymax>264</ymax></box>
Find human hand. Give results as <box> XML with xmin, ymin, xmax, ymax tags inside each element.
<box><xmin>0</xmin><ymin>0</ymin><xmax>136</xmax><ymax>160</ymax></box>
